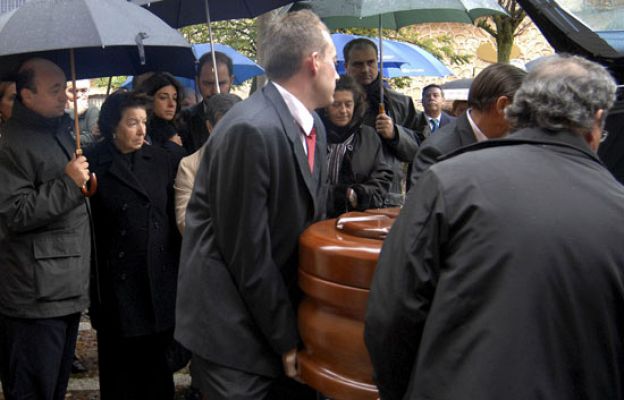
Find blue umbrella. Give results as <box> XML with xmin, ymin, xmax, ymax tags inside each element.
<box><xmin>192</xmin><ymin>43</ymin><xmax>263</xmax><ymax>84</ymax></box>
<box><xmin>332</xmin><ymin>33</ymin><xmax>452</xmax><ymax>78</ymax></box>
<box><xmin>122</xmin><ymin>43</ymin><xmax>264</xmax><ymax>88</ymax></box>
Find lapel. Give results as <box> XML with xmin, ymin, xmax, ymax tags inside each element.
<box><xmin>263</xmin><ymin>83</ymin><xmax>319</xmax><ymax>213</ymax></box>
<box><xmin>456</xmin><ymin>113</ymin><xmax>478</xmax><ymax>147</ymax></box>
<box><xmin>107</xmin><ymin>145</ymin><xmax>151</xmax><ymax>200</ymax></box>
<box><xmin>54</xmin><ymin>123</ymin><xmax>76</xmax><ymax>161</ymax></box>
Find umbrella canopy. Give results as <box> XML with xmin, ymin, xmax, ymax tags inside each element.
<box><xmin>193</xmin><ymin>43</ymin><xmax>264</xmax><ymax>84</ymax></box>
<box><xmin>0</xmin><ymin>0</ymin><xmax>196</xmax><ymax>79</ymax></box>
<box><xmin>304</xmin><ymin>0</ymin><xmax>507</xmax><ymax>30</ymax></box>
<box><xmin>122</xmin><ymin>43</ymin><xmax>264</xmax><ymax>88</ymax></box>
<box><xmin>332</xmin><ymin>33</ymin><xmax>452</xmax><ymax>77</ymax></box>
<box><xmin>133</xmin><ymin>0</ymin><xmax>301</xmax><ymax>28</ymax></box>
<box><xmin>441</xmin><ymin>77</ymin><xmax>472</xmax><ymax>100</ymax></box>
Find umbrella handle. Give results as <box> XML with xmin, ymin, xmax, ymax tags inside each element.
<box><xmin>378</xmin><ymin>103</ymin><xmax>385</xmax><ymax>115</ymax></box>
<box><xmin>81</xmin><ymin>172</ymin><xmax>97</xmax><ymax>197</ymax></box>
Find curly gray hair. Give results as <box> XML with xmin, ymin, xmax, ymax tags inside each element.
<box><xmin>505</xmin><ymin>54</ymin><xmax>617</xmax><ymax>134</ymax></box>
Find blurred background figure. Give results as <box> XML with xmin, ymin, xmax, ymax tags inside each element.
<box><xmin>318</xmin><ymin>75</ymin><xmax>392</xmax><ymax>218</ymax></box>
<box><xmin>135</xmin><ymin>72</ymin><xmax>187</xmax><ymax>166</ymax></box>
<box><xmin>87</xmin><ymin>91</ymin><xmax>181</xmax><ymax>400</ymax></box>
<box><xmin>415</xmin><ymin>84</ymin><xmax>455</xmax><ymax>141</ymax></box>
<box><xmin>177</xmin><ymin>51</ymin><xmax>234</xmax><ymax>154</ymax></box>
<box><xmin>174</xmin><ymin>93</ymin><xmax>242</xmax><ymax>234</ymax></box>
<box><xmin>66</xmin><ymin>79</ymin><xmax>100</xmax><ymax>149</ymax></box>
<box><xmin>0</xmin><ymin>76</ymin><xmax>16</xmax><ymax>137</ymax></box>
<box><xmin>451</xmin><ymin>100</ymin><xmax>468</xmax><ymax>117</ymax></box>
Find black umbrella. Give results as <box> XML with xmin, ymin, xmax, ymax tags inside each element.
<box><xmin>0</xmin><ymin>0</ymin><xmax>196</xmax><ymax>195</ymax></box>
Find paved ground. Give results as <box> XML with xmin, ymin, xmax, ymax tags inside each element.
<box><xmin>0</xmin><ymin>317</ymin><xmax>192</xmax><ymax>400</ymax></box>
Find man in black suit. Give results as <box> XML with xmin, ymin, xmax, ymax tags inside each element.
<box><xmin>366</xmin><ymin>54</ymin><xmax>624</xmax><ymax>400</ymax></box>
<box><xmin>409</xmin><ymin>63</ymin><xmax>526</xmax><ymax>186</ymax></box>
<box><xmin>175</xmin><ymin>9</ymin><xmax>337</xmax><ymax>399</ymax></box>
<box><xmin>177</xmin><ymin>51</ymin><xmax>234</xmax><ymax>153</ymax></box>
<box><xmin>415</xmin><ymin>84</ymin><xmax>455</xmax><ymax>141</ymax></box>
<box><xmin>344</xmin><ymin>38</ymin><xmax>420</xmax><ymax>206</ymax></box>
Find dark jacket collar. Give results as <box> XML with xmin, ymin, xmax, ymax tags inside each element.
<box><xmin>441</xmin><ymin>127</ymin><xmax>601</xmax><ymax>164</ymax></box>
<box><xmin>11</xmin><ymin>100</ymin><xmax>71</xmax><ymax>132</ymax></box>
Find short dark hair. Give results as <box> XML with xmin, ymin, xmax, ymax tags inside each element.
<box><xmin>134</xmin><ymin>72</ymin><xmax>184</xmax><ymax>113</ymax></box>
<box><xmin>343</xmin><ymin>38</ymin><xmax>377</xmax><ymax>65</ymax></box>
<box><xmin>15</xmin><ymin>66</ymin><xmax>36</xmax><ymax>101</ymax></box>
<box><xmin>98</xmin><ymin>91</ymin><xmax>149</xmax><ymax>141</ymax></box>
<box><xmin>468</xmin><ymin>63</ymin><xmax>527</xmax><ymax>112</ymax></box>
<box><xmin>333</xmin><ymin>75</ymin><xmax>367</xmax><ymax>122</ymax></box>
<box><xmin>197</xmin><ymin>51</ymin><xmax>233</xmax><ymax>79</ymax></box>
<box><xmin>204</xmin><ymin>93</ymin><xmax>242</xmax><ymax>125</ymax></box>
<box><xmin>422</xmin><ymin>84</ymin><xmax>444</xmax><ymax>98</ymax></box>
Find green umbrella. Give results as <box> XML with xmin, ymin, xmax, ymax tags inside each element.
<box><xmin>301</xmin><ymin>0</ymin><xmax>506</xmax><ymax>108</ymax></box>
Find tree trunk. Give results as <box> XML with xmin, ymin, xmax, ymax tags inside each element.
<box><xmin>495</xmin><ymin>16</ymin><xmax>515</xmax><ymax>63</ymax></box>
<box><xmin>252</xmin><ymin>10</ymin><xmax>281</xmax><ymax>93</ymax></box>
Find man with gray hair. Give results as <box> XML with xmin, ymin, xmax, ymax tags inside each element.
<box><xmin>365</xmin><ymin>54</ymin><xmax>624</xmax><ymax>400</ymax></box>
<box><xmin>175</xmin><ymin>9</ymin><xmax>337</xmax><ymax>399</ymax></box>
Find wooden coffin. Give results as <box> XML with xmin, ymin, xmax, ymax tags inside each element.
<box><xmin>297</xmin><ymin>209</ymin><xmax>399</xmax><ymax>400</ymax></box>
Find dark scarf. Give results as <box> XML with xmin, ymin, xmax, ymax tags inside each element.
<box><xmin>319</xmin><ymin>109</ymin><xmax>364</xmax><ymax>185</ymax></box>
<box><xmin>147</xmin><ymin>115</ymin><xmax>177</xmax><ymax>145</ymax></box>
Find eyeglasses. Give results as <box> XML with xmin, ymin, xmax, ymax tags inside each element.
<box><xmin>600</xmin><ymin>130</ymin><xmax>609</xmax><ymax>143</ymax></box>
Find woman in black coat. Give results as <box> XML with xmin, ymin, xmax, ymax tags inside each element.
<box><xmin>135</xmin><ymin>72</ymin><xmax>187</xmax><ymax>166</ymax></box>
<box><xmin>86</xmin><ymin>92</ymin><xmax>181</xmax><ymax>400</ymax></box>
<box><xmin>319</xmin><ymin>75</ymin><xmax>393</xmax><ymax>218</ymax></box>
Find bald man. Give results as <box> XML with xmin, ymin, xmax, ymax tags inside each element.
<box><xmin>0</xmin><ymin>58</ymin><xmax>91</xmax><ymax>400</ymax></box>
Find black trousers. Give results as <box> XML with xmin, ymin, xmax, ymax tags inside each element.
<box><xmin>0</xmin><ymin>312</ymin><xmax>80</xmax><ymax>400</ymax></box>
<box><xmin>97</xmin><ymin>329</ymin><xmax>175</xmax><ymax>400</ymax></box>
<box><xmin>191</xmin><ymin>353</ymin><xmax>317</xmax><ymax>400</ymax></box>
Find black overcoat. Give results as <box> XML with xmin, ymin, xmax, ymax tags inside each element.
<box><xmin>366</xmin><ymin>128</ymin><xmax>624</xmax><ymax>400</ymax></box>
<box><xmin>87</xmin><ymin>142</ymin><xmax>180</xmax><ymax>337</ymax></box>
<box><xmin>175</xmin><ymin>82</ymin><xmax>328</xmax><ymax>378</ymax></box>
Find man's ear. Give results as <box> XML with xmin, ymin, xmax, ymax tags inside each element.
<box><xmin>495</xmin><ymin>95</ymin><xmax>510</xmax><ymax>115</ymax></box>
<box><xmin>20</xmin><ymin>88</ymin><xmax>33</xmax><ymax>107</ymax></box>
<box><xmin>585</xmin><ymin>108</ymin><xmax>605</xmax><ymax>152</ymax></box>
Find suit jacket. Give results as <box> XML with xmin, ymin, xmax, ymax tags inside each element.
<box><xmin>414</xmin><ymin>110</ymin><xmax>455</xmax><ymax>142</ymax></box>
<box><xmin>175</xmin><ymin>82</ymin><xmax>328</xmax><ymax>377</ymax></box>
<box><xmin>87</xmin><ymin>142</ymin><xmax>180</xmax><ymax>337</ymax></box>
<box><xmin>178</xmin><ymin>102</ymin><xmax>209</xmax><ymax>154</ymax></box>
<box><xmin>0</xmin><ymin>101</ymin><xmax>90</xmax><ymax>319</ymax></box>
<box><xmin>365</xmin><ymin>128</ymin><xmax>624</xmax><ymax>400</ymax></box>
<box><xmin>409</xmin><ymin>112</ymin><xmax>475</xmax><ymax>187</ymax></box>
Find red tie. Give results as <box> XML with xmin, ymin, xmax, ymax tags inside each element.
<box><xmin>305</xmin><ymin>127</ymin><xmax>317</xmax><ymax>172</ymax></box>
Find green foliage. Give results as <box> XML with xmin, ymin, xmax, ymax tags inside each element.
<box><xmin>92</xmin><ymin>76</ymin><xmax>128</xmax><ymax>91</ymax></box>
<box><xmin>179</xmin><ymin>19</ymin><xmax>257</xmax><ymax>58</ymax></box>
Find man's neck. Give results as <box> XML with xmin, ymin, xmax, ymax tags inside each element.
<box><xmin>274</xmin><ymin>77</ymin><xmax>315</xmax><ymax>112</ymax></box>
<box><xmin>425</xmin><ymin>111</ymin><xmax>441</xmax><ymax>120</ymax></box>
<box><xmin>469</xmin><ymin>108</ymin><xmax>496</xmax><ymax>139</ymax></box>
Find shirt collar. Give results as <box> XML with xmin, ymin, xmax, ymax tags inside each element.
<box><xmin>272</xmin><ymin>81</ymin><xmax>314</xmax><ymax>136</ymax></box>
<box><xmin>466</xmin><ymin>108</ymin><xmax>489</xmax><ymax>142</ymax></box>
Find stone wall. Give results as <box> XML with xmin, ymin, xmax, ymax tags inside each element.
<box><xmin>399</xmin><ymin>20</ymin><xmax>554</xmax><ymax>106</ymax></box>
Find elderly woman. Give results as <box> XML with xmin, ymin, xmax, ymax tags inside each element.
<box><xmin>319</xmin><ymin>75</ymin><xmax>392</xmax><ymax>218</ymax></box>
<box><xmin>86</xmin><ymin>91</ymin><xmax>181</xmax><ymax>400</ymax></box>
<box><xmin>135</xmin><ymin>72</ymin><xmax>187</xmax><ymax>165</ymax></box>
<box><xmin>0</xmin><ymin>77</ymin><xmax>16</xmax><ymax>136</ymax></box>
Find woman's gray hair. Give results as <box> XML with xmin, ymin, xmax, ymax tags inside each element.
<box><xmin>262</xmin><ymin>10</ymin><xmax>330</xmax><ymax>81</ymax></box>
<box><xmin>506</xmin><ymin>54</ymin><xmax>617</xmax><ymax>134</ymax></box>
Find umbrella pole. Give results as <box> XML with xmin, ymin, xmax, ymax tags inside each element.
<box><xmin>378</xmin><ymin>15</ymin><xmax>385</xmax><ymax>115</ymax></box>
<box><xmin>204</xmin><ymin>0</ymin><xmax>221</xmax><ymax>94</ymax></box>
<box><xmin>70</xmin><ymin>49</ymin><xmax>81</xmax><ymax>155</ymax></box>
<box><xmin>106</xmin><ymin>76</ymin><xmax>113</xmax><ymax>96</ymax></box>
<box><xmin>70</xmin><ymin>49</ymin><xmax>97</xmax><ymax>196</ymax></box>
